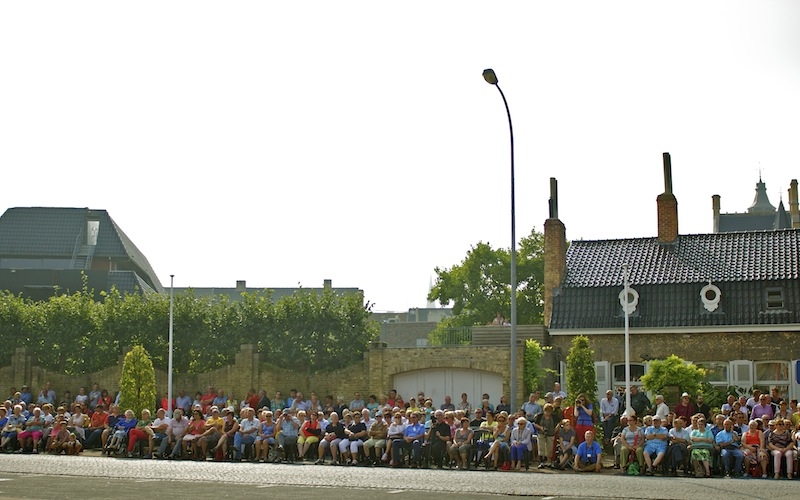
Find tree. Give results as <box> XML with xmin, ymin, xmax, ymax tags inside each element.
<box><xmin>640</xmin><ymin>355</ymin><xmax>706</xmax><ymax>400</ymax></box>
<box><xmin>270</xmin><ymin>289</ymin><xmax>378</xmax><ymax>373</ymax></box>
<box><xmin>0</xmin><ymin>292</ymin><xmax>31</xmax><ymax>366</ymax></box>
<box><xmin>119</xmin><ymin>345</ymin><xmax>157</xmax><ymax>416</ymax></box>
<box><xmin>523</xmin><ymin>339</ymin><xmax>545</xmax><ymax>394</ymax></box>
<box><xmin>565</xmin><ymin>336</ymin><xmax>597</xmax><ymax>405</ymax></box>
<box><xmin>427</xmin><ymin>227</ymin><xmax>545</xmax><ymax>328</ymax></box>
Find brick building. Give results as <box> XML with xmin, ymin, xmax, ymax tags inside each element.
<box><xmin>544</xmin><ymin>153</ymin><xmax>800</xmax><ymax>403</ymax></box>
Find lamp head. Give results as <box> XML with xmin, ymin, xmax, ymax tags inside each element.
<box><xmin>482</xmin><ymin>69</ymin><xmax>498</xmax><ymax>85</ymax></box>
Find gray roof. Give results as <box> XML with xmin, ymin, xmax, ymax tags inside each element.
<box><xmin>550</xmin><ymin>229</ymin><xmax>800</xmax><ymax>329</ymax></box>
<box><xmin>0</xmin><ymin>207</ymin><xmax>163</xmax><ymax>294</ymax></box>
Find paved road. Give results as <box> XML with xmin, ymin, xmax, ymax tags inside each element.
<box><xmin>0</xmin><ymin>453</ymin><xmax>797</xmax><ymax>499</ymax></box>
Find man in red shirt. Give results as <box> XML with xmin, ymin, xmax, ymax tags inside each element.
<box><xmin>674</xmin><ymin>392</ymin><xmax>695</xmax><ymax>421</ymax></box>
<box><xmin>84</xmin><ymin>403</ymin><xmax>109</xmax><ymax>449</ymax></box>
<box><xmin>201</xmin><ymin>386</ymin><xmax>216</xmax><ymax>414</ymax></box>
<box><xmin>247</xmin><ymin>389</ymin><xmax>260</xmax><ymax>410</ymax></box>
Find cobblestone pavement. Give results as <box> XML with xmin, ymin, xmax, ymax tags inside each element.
<box><xmin>0</xmin><ymin>453</ymin><xmax>797</xmax><ymax>500</ymax></box>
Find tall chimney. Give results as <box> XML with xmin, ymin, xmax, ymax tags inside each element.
<box><xmin>657</xmin><ymin>152</ymin><xmax>679</xmax><ymax>244</ymax></box>
<box><xmin>543</xmin><ymin>177</ymin><xmax>567</xmax><ymax>328</ymax></box>
<box><xmin>712</xmin><ymin>195</ymin><xmax>721</xmax><ymax>233</ymax></box>
<box><xmin>789</xmin><ymin>179</ymin><xmax>800</xmax><ymax>229</ymax></box>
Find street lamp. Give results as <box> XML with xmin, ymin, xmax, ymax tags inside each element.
<box><xmin>168</xmin><ymin>274</ymin><xmax>174</xmax><ymax>416</ymax></box>
<box><xmin>483</xmin><ymin>68</ymin><xmax>518</xmax><ymax>412</ymax></box>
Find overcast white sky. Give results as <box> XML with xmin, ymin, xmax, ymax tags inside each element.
<box><xmin>2</xmin><ymin>1</ymin><xmax>799</xmax><ymax>312</ymax></box>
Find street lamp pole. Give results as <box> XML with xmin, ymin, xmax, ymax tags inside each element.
<box><xmin>483</xmin><ymin>68</ymin><xmax>518</xmax><ymax>412</ymax></box>
<box><xmin>168</xmin><ymin>274</ymin><xmax>174</xmax><ymax>416</ymax></box>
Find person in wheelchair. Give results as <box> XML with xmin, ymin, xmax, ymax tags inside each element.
<box><xmin>105</xmin><ymin>410</ymin><xmax>137</xmax><ymax>455</ymax></box>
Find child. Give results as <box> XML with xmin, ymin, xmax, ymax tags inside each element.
<box><xmin>63</xmin><ymin>432</ymin><xmax>83</xmax><ymax>455</ymax></box>
<box><xmin>49</xmin><ymin>421</ymin><xmax>70</xmax><ymax>454</ymax></box>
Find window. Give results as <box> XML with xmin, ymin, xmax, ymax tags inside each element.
<box><xmin>613</xmin><ymin>363</ymin><xmax>645</xmax><ymax>384</ymax></box>
<box><xmin>765</xmin><ymin>288</ymin><xmax>784</xmax><ymax>310</ymax></box>
<box><xmin>754</xmin><ymin>361</ymin><xmax>789</xmax><ymax>400</ymax></box>
<box><xmin>696</xmin><ymin>362</ymin><xmax>728</xmax><ymax>385</ymax></box>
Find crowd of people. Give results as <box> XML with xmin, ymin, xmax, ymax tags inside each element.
<box><xmin>606</xmin><ymin>388</ymin><xmax>799</xmax><ymax>479</ymax></box>
<box><xmin>2</xmin><ymin>381</ymin><xmax>798</xmax><ymax>478</ymax></box>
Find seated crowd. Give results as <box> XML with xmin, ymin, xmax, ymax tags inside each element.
<box><xmin>3</xmin><ymin>382</ymin><xmax>798</xmax><ymax>478</ymax></box>
<box><xmin>609</xmin><ymin>388</ymin><xmax>799</xmax><ymax>479</ymax></box>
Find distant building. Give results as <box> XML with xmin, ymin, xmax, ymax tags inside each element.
<box><xmin>170</xmin><ymin>279</ymin><xmax>362</xmax><ymax>303</ymax></box>
<box><xmin>712</xmin><ymin>178</ymin><xmax>799</xmax><ymax>232</ymax></box>
<box><xmin>0</xmin><ymin>207</ymin><xmax>163</xmax><ymax>301</ymax></box>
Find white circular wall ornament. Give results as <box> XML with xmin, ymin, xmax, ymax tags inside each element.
<box><xmin>700</xmin><ymin>283</ymin><xmax>721</xmax><ymax>312</ymax></box>
<box><xmin>618</xmin><ymin>287</ymin><xmax>639</xmax><ymax>314</ymax></box>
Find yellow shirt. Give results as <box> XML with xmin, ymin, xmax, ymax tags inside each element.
<box><xmin>205</xmin><ymin>415</ymin><xmax>224</xmax><ymax>432</ymax></box>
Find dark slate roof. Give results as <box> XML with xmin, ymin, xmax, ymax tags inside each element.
<box><xmin>550</xmin><ymin>229</ymin><xmax>800</xmax><ymax>329</ymax></box>
<box><xmin>0</xmin><ymin>207</ymin><xmax>163</xmax><ymax>293</ymax></box>
<box><xmin>718</xmin><ymin>213</ymin><xmax>782</xmax><ymax>232</ymax></box>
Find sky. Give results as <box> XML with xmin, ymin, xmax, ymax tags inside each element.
<box><xmin>2</xmin><ymin>1</ymin><xmax>799</xmax><ymax>312</ymax></box>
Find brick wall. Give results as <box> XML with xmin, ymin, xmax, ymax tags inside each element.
<box><xmin>4</xmin><ymin>343</ymin><xmax>526</xmax><ymax>409</ymax></box>
<box><xmin>549</xmin><ymin>330</ymin><xmax>800</xmax><ymax>366</ymax></box>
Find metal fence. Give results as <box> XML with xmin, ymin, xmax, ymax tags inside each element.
<box><xmin>424</xmin><ymin>327</ymin><xmax>473</xmax><ymax>347</ymax></box>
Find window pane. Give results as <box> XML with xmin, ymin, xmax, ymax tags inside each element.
<box><xmin>754</xmin><ymin>362</ymin><xmax>789</xmax><ymax>382</ymax></box>
<box><xmin>613</xmin><ymin>363</ymin><xmax>645</xmax><ymax>383</ymax></box>
<box><xmin>697</xmin><ymin>362</ymin><xmax>728</xmax><ymax>383</ymax></box>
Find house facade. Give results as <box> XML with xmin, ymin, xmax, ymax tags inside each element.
<box><xmin>544</xmin><ymin>154</ymin><xmax>800</xmax><ymax>403</ymax></box>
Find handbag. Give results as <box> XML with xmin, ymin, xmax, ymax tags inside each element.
<box><xmin>627</xmin><ymin>433</ymin><xmax>640</xmax><ymax>475</ymax></box>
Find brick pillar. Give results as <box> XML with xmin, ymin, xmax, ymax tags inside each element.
<box><xmin>12</xmin><ymin>347</ymin><xmax>31</xmax><ymax>389</ymax></box>
<box><xmin>235</xmin><ymin>345</ymin><xmax>258</xmax><ymax>393</ymax></box>
<box><xmin>368</xmin><ymin>341</ymin><xmax>387</xmax><ymax>397</ymax></box>
<box><xmin>543</xmin><ymin>218</ymin><xmax>567</xmax><ymax>328</ymax></box>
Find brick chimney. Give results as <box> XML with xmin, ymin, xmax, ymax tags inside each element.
<box><xmin>789</xmin><ymin>179</ymin><xmax>800</xmax><ymax>229</ymax></box>
<box><xmin>712</xmin><ymin>194</ymin><xmax>721</xmax><ymax>233</ymax></box>
<box><xmin>656</xmin><ymin>152</ymin><xmax>678</xmax><ymax>244</ymax></box>
<box><xmin>544</xmin><ymin>177</ymin><xmax>567</xmax><ymax>328</ymax></box>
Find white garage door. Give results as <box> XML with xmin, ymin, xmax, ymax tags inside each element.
<box><xmin>393</xmin><ymin>368</ymin><xmax>503</xmax><ymax>409</ymax></box>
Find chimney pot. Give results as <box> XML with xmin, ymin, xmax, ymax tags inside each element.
<box><xmin>549</xmin><ymin>177</ymin><xmax>558</xmax><ymax>219</ymax></box>
<box><xmin>657</xmin><ymin>153</ymin><xmax>678</xmax><ymax>243</ymax></box>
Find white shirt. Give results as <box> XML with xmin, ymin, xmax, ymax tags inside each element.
<box><xmin>655</xmin><ymin>402</ymin><xmax>669</xmax><ymax>420</ymax></box>
<box><xmin>600</xmin><ymin>397</ymin><xmax>619</xmax><ymax>420</ymax></box>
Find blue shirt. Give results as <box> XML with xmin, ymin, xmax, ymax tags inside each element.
<box><xmin>576</xmin><ymin>440</ymin><xmax>602</xmax><ymax>463</ymax></box>
<box><xmin>403</xmin><ymin>422</ymin><xmax>425</xmax><ymax>440</ymax></box>
<box><xmin>715</xmin><ymin>429</ymin><xmax>739</xmax><ymax>448</ymax></box>
<box><xmin>644</xmin><ymin>425</ymin><xmax>668</xmax><ymax>453</ymax></box>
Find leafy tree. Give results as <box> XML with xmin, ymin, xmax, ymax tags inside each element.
<box><xmin>119</xmin><ymin>345</ymin><xmax>157</xmax><ymax>416</ymax></box>
<box><xmin>0</xmin><ymin>283</ymin><xmax>377</xmax><ymax>375</ymax></box>
<box><xmin>0</xmin><ymin>292</ymin><xmax>30</xmax><ymax>366</ymax></box>
<box><xmin>270</xmin><ymin>289</ymin><xmax>378</xmax><ymax>373</ymax></box>
<box><xmin>523</xmin><ymin>339</ymin><xmax>545</xmax><ymax>393</ymax></box>
<box><xmin>36</xmin><ymin>284</ymin><xmax>101</xmax><ymax>374</ymax></box>
<box><xmin>565</xmin><ymin>335</ymin><xmax>597</xmax><ymax>405</ymax></box>
<box><xmin>640</xmin><ymin>355</ymin><xmax>706</xmax><ymax>398</ymax></box>
<box><xmin>427</xmin><ymin>228</ymin><xmax>545</xmax><ymax>328</ymax></box>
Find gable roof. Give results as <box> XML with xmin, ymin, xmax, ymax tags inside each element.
<box><xmin>0</xmin><ymin>207</ymin><xmax>163</xmax><ymax>293</ymax></box>
<box><xmin>550</xmin><ymin>229</ymin><xmax>800</xmax><ymax>329</ymax></box>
